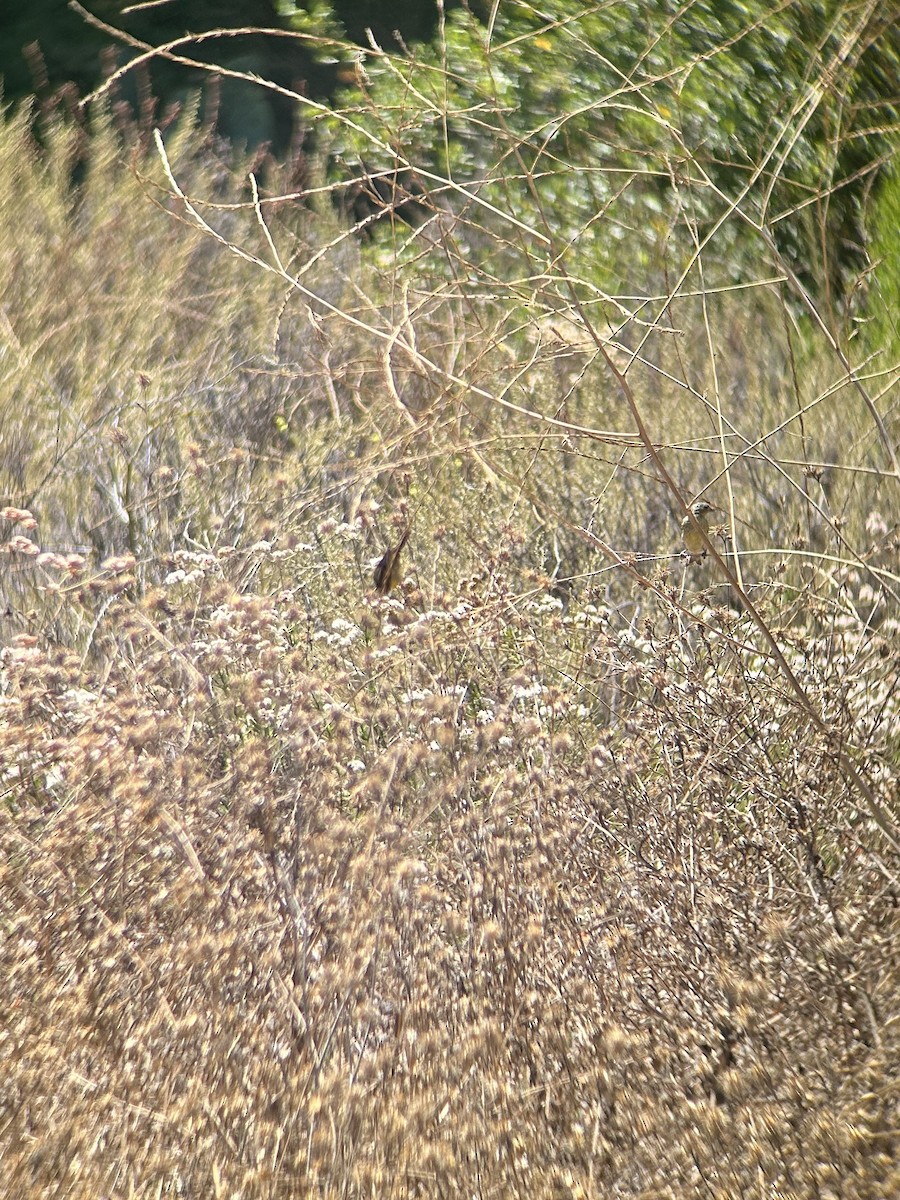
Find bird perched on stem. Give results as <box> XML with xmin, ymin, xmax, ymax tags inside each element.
<box><xmin>681</xmin><ymin>501</ymin><xmax>719</xmax><ymax>562</ymax></box>
<box><xmin>372</xmin><ymin>528</ymin><xmax>410</xmax><ymax>595</ymax></box>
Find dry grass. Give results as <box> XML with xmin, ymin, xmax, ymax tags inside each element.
<box><xmin>1</xmin><ymin>23</ymin><xmax>899</xmax><ymax>1197</ymax></box>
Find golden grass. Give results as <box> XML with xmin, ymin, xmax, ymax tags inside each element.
<box><xmin>0</xmin><ymin>92</ymin><xmax>898</xmax><ymax>1199</ymax></box>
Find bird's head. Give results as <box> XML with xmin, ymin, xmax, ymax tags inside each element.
<box><xmin>690</xmin><ymin>500</ymin><xmax>717</xmax><ymax>518</ymax></box>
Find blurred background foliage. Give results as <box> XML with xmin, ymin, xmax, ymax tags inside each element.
<box><xmin>1</xmin><ymin>1</ymin><xmax>896</xmax><ymax>322</ymax></box>
<box><xmin>0</xmin><ymin>1</ymin><xmax>476</xmax><ymax>147</ymax></box>
<box><xmin>319</xmin><ymin>0</ymin><xmax>899</xmax><ymax>320</ymax></box>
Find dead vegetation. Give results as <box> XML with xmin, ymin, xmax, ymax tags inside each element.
<box><xmin>1</xmin><ymin>12</ymin><xmax>899</xmax><ymax>1195</ymax></box>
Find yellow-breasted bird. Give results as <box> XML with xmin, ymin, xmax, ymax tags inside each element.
<box><xmin>681</xmin><ymin>501</ymin><xmax>719</xmax><ymax>562</ymax></box>
<box><xmin>372</xmin><ymin>528</ymin><xmax>410</xmax><ymax>595</ymax></box>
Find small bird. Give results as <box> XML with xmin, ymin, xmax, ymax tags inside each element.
<box><xmin>372</xmin><ymin>528</ymin><xmax>410</xmax><ymax>595</ymax></box>
<box><xmin>681</xmin><ymin>501</ymin><xmax>718</xmax><ymax>562</ymax></box>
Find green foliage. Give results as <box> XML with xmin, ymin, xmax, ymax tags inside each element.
<box><xmin>277</xmin><ymin>0</ymin><xmax>346</xmax><ymax>40</ymax></box>
<box><xmin>865</xmin><ymin>159</ymin><xmax>900</xmax><ymax>355</ymax></box>
<box><xmin>316</xmin><ymin>0</ymin><xmax>899</xmax><ymax>304</ymax></box>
